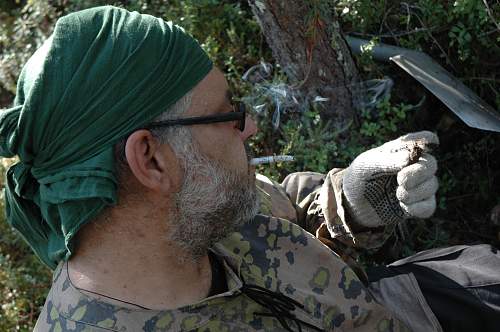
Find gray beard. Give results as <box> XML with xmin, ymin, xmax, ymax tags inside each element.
<box><xmin>168</xmin><ymin>144</ymin><xmax>259</xmax><ymax>262</ymax></box>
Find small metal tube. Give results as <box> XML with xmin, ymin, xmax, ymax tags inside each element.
<box><xmin>249</xmin><ymin>155</ymin><xmax>294</xmax><ymax>165</ymax></box>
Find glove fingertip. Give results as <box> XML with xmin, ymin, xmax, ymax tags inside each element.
<box><xmin>396</xmin><ymin>185</ymin><xmax>409</xmax><ymax>202</ymax></box>
<box><xmin>419</xmin><ymin>153</ymin><xmax>438</xmax><ymax>172</ymax></box>
<box><xmin>397</xmin><ymin>157</ymin><xmax>438</xmax><ymax>189</ymax></box>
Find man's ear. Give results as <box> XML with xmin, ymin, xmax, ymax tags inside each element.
<box><xmin>124</xmin><ymin>130</ymin><xmax>179</xmax><ymax>194</ymax></box>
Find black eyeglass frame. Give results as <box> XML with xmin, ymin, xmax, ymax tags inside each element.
<box><xmin>146</xmin><ymin>102</ymin><xmax>246</xmax><ymax>132</ymax></box>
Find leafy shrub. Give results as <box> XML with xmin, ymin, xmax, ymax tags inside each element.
<box><xmin>0</xmin><ymin>160</ymin><xmax>51</xmax><ymax>331</ymax></box>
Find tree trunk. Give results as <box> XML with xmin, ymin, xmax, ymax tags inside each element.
<box><xmin>247</xmin><ymin>0</ymin><xmax>360</xmax><ymax>130</ymax></box>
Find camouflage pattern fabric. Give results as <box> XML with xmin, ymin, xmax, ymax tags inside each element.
<box><xmin>34</xmin><ymin>172</ymin><xmax>410</xmax><ymax>331</ymax></box>
<box><xmin>34</xmin><ymin>215</ymin><xmax>409</xmax><ymax>331</ymax></box>
<box><xmin>273</xmin><ymin>170</ymin><xmax>398</xmax><ymax>280</ymax></box>
<box><xmin>280</xmin><ymin>169</ymin><xmax>398</xmax><ymax>250</ymax></box>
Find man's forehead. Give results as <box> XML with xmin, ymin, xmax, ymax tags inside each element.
<box><xmin>188</xmin><ymin>68</ymin><xmax>232</xmax><ymax>115</ymax></box>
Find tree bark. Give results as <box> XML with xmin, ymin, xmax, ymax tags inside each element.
<box><xmin>247</xmin><ymin>0</ymin><xmax>360</xmax><ymax>130</ymax></box>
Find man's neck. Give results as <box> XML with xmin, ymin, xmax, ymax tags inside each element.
<box><xmin>68</xmin><ymin>206</ymin><xmax>213</xmax><ymax>310</ymax></box>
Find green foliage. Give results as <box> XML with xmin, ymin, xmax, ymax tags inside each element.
<box><xmin>337</xmin><ymin>0</ymin><xmax>500</xmax><ymax>109</ymax></box>
<box><xmin>0</xmin><ymin>1</ymin><xmax>58</xmax><ymax>93</ymax></box>
<box><xmin>359</xmin><ymin>98</ymin><xmax>413</xmax><ymax>145</ymax></box>
<box><xmin>252</xmin><ymin>87</ymin><xmax>414</xmax><ymax>182</ymax></box>
<box><xmin>437</xmin><ymin>169</ymin><xmax>458</xmax><ymax>210</ymax></box>
<box><xmin>335</xmin><ymin>0</ymin><xmax>388</xmax><ymax>33</ymax></box>
<box><xmin>0</xmin><ymin>163</ymin><xmax>51</xmax><ymax>331</ymax></box>
<box><xmin>279</xmin><ymin>111</ymin><xmax>339</xmax><ymax>174</ymax></box>
<box><xmin>0</xmin><ymin>0</ymin><xmax>499</xmax><ymax>329</ymax></box>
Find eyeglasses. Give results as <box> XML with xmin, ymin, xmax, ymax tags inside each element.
<box><xmin>147</xmin><ymin>102</ymin><xmax>246</xmax><ymax>132</ymax></box>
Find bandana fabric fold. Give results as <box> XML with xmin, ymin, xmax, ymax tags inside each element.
<box><xmin>0</xmin><ymin>6</ymin><xmax>213</xmax><ymax>269</ymax></box>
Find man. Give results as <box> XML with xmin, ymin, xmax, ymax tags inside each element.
<box><xmin>0</xmin><ymin>6</ymin><xmax>497</xmax><ymax>332</ymax></box>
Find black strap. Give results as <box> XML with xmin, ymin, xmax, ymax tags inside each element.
<box><xmin>207</xmin><ymin>251</ymin><xmax>228</xmax><ymax>297</ymax></box>
<box><xmin>240</xmin><ymin>283</ymin><xmax>323</xmax><ymax>332</ymax></box>
<box><xmin>207</xmin><ymin>253</ymin><xmax>322</xmax><ymax>331</ymax></box>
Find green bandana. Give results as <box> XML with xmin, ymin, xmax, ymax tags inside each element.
<box><xmin>0</xmin><ymin>6</ymin><xmax>212</xmax><ymax>269</ymax></box>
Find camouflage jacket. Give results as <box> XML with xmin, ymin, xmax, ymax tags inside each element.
<box><xmin>34</xmin><ymin>170</ymin><xmax>411</xmax><ymax>332</ymax></box>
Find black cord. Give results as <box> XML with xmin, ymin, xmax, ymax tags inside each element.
<box><xmin>240</xmin><ymin>283</ymin><xmax>323</xmax><ymax>332</ymax></box>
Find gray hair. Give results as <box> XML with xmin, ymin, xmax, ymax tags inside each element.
<box><xmin>114</xmin><ymin>90</ymin><xmax>194</xmax><ymax>177</ymax></box>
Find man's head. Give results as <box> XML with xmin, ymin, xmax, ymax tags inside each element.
<box><xmin>0</xmin><ymin>6</ymin><xmax>255</xmax><ymax>268</ymax></box>
<box><xmin>114</xmin><ymin>68</ymin><xmax>259</xmax><ymax>261</ymax></box>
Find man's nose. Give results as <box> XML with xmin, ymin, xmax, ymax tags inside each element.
<box><xmin>240</xmin><ymin>115</ymin><xmax>258</xmax><ymax>141</ymax></box>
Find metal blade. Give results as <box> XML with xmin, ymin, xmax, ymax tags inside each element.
<box><xmin>347</xmin><ymin>36</ymin><xmax>500</xmax><ymax>132</ymax></box>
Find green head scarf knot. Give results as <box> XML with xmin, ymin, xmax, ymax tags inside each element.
<box><xmin>0</xmin><ymin>6</ymin><xmax>213</xmax><ymax>269</ymax></box>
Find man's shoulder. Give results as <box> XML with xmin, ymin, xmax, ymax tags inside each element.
<box><xmin>219</xmin><ymin>214</ymin><xmax>356</xmax><ymax>295</ymax></box>
<box><xmin>34</xmin><ymin>297</ymin><xmax>113</xmax><ymax>332</ymax></box>
<box><xmin>33</xmin><ymin>263</ymin><xmax>164</xmax><ymax>332</ymax></box>
<box><xmin>220</xmin><ymin>214</ymin><xmax>326</xmax><ymax>256</ymax></box>
<box><xmin>216</xmin><ymin>215</ymin><xmax>405</xmax><ymax>330</ymax></box>
<box><xmin>33</xmin><ymin>263</ymin><xmax>115</xmax><ymax>331</ymax></box>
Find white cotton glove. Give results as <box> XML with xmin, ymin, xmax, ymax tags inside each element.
<box><xmin>343</xmin><ymin>131</ymin><xmax>439</xmax><ymax>228</ymax></box>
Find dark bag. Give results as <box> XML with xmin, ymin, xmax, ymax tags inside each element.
<box><xmin>367</xmin><ymin>244</ymin><xmax>500</xmax><ymax>332</ymax></box>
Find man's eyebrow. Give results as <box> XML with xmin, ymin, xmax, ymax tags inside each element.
<box><xmin>211</xmin><ymin>90</ymin><xmax>233</xmax><ymax>115</ymax></box>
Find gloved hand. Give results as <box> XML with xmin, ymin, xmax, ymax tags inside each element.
<box><xmin>343</xmin><ymin>131</ymin><xmax>439</xmax><ymax>228</ymax></box>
